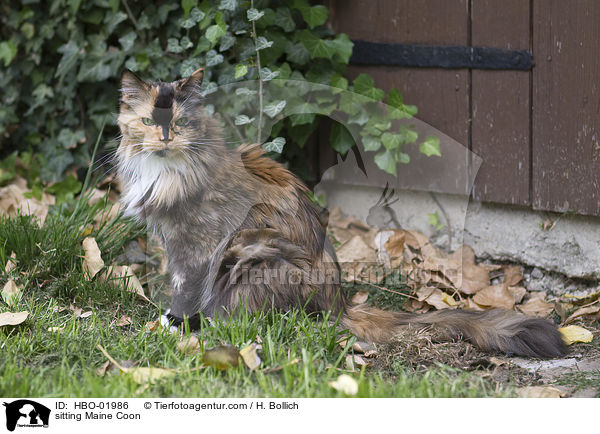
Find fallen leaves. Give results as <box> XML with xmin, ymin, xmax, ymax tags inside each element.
<box><xmin>0</xmin><ymin>311</ymin><xmax>29</xmax><ymax>327</ymax></box>
<box><xmin>558</xmin><ymin>325</ymin><xmax>594</xmax><ymax>345</ymax></box>
<box><xmin>518</xmin><ymin>292</ymin><xmax>554</xmax><ymax>317</ymax></box>
<box><xmin>1</xmin><ymin>280</ymin><xmax>22</xmax><ymax>306</ymax></box>
<box><xmin>97</xmin><ymin>344</ymin><xmax>175</xmax><ymax>384</ymax></box>
<box><xmin>82</xmin><ymin>237</ymin><xmax>104</xmax><ymax>279</ymax></box>
<box><xmin>177</xmin><ymin>336</ymin><xmax>203</xmax><ymax>355</ymax></box>
<box><xmin>329</xmin><ymin>374</ymin><xmax>358</xmax><ymax>396</ymax></box>
<box><xmin>202</xmin><ymin>345</ymin><xmax>240</xmax><ymax>369</ymax></box>
<box><xmin>239</xmin><ymin>343</ymin><xmax>262</xmax><ymax>370</ymax></box>
<box><xmin>0</xmin><ymin>181</ymin><xmax>55</xmax><ymax>226</ymax></box>
<box><xmin>473</xmin><ymin>285</ymin><xmax>515</xmax><ymax>310</ymax></box>
<box><xmin>105</xmin><ymin>265</ymin><xmax>154</xmax><ymax>305</ymax></box>
<box><xmin>517</xmin><ymin>385</ymin><xmax>565</xmax><ymax>398</ymax></box>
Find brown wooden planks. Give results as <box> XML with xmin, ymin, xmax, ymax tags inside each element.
<box><xmin>329</xmin><ymin>0</ymin><xmax>471</xmax><ymax>194</ymax></box>
<box><xmin>471</xmin><ymin>0</ymin><xmax>531</xmax><ymax>205</ymax></box>
<box><xmin>532</xmin><ymin>0</ymin><xmax>600</xmax><ymax>215</ymax></box>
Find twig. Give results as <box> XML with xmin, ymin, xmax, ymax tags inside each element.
<box><xmin>121</xmin><ymin>0</ymin><xmax>138</xmax><ymax>28</ymax></box>
<box><xmin>353</xmin><ymin>279</ymin><xmax>419</xmax><ymax>301</ymax></box>
<box><xmin>250</xmin><ymin>0</ymin><xmax>263</xmax><ymax>144</ymax></box>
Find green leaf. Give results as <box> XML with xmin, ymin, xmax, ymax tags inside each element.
<box><xmin>330</xmin><ymin>123</ymin><xmax>354</xmax><ymax>155</ymax></box>
<box><xmin>104</xmin><ymin>11</ymin><xmax>127</xmax><ymax>33</ymax></box>
<box><xmin>119</xmin><ymin>32</ymin><xmax>137</xmax><ymax>51</ymax></box>
<box><xmin>219</xmin><ymin>0</ymin><xmax>237</xmax><ymax>11</ymax></box>
<box><xmin>353</xmin><ymin>74</ymin><xmax>385</xmax><ymax>101</ymax></box>
<box><xmin>247</xmin><ymin>8</ymin><xmax>264</xmax><ymax>22</ymax></box>
<box><xmin>381</xmin><ymin>132</ymin><xmax>403</xmax><ymax>151</ymax></box>
<box><xmin>205</xmin><ymin>24</ymin><xmax>226</xmax><ymax>44</ymax></box>
<box><xmin>298</xmin><ymin>5</ymin><xmax>328</xmax><ymax>28</ymax></box>
<box><xmin>427</xmin><ymin>211</ymin><xmax>444</xmax><ymax>231</ymax></box>
<box><xmin>182</xmin><ymin>0</ymin><xmax>197</xmax><ymax>16</ymax></box>
<box><xmin>205</xmin><ymin>49</ymin><xmax>224</xmax><ymax>66</ymax></box>
<box><xmin>219</xmin><ymin>33</ymin><xmax>236</xmax><ymax>51</ymax></box>
<box><xmin>255</xmin><ymin>36</ymin><xmax>273</xmax><ymax>51</ymax></box>
<box><xmin>274</xmin><ymin>8</ymin><xmax>296</xmax><ymax>32</ymax></box>
<box><xmin>420</xmin><ymin>135</ymin><xmax>441</xmax><ymax>157</ymax></box>
<box><xmin>263</xmin><ymin>137</ymin><xmax>286</xmax><ymax>153</ymax></box>
<box><xmin>374</xmin><ymin>150</ymin><xmax>397</xmax><ymax>176</ymax></box>
<box><xmin>298</xmin><ymin>31</ymin><xmax>352</xmax><ymax>63</ymax></box>
<box><xmin>234</xmin><ymin>115</ymin><xmax>254</xmax><ymax>125</ymax></box>
<box><xmin>330</xmin><ymin>73</ymin><xmax>348</xmax><ymax>92</ymax></box>
<box><xmin>167</xmin><ymin>38</ymin><xmax>184</xmax><ymax>53</ymax></box>
<box><xmin>259</xmin><ymin>67</ymin><xmax>279</xmax><ymax>81</ymax></box>
<box><xmin>263</xmin><ymin>100</ymin><xmax>286</xmax><ymax>118</ymax></box>
<box><xmin>55</xmin><ymin>41</ymin><xmax>80</xmax><ymax>79</ymax></box>
<box><xmin>387</xmin><ymin>88</ymin><xmax>404</xmax><ymax>109</ymax></box>
<box><xmin>234</xmin><ymin>64</ymin><xmax>248</xmax><ymax>79</ymax></box>
<box><xmin>285</xmin><ymin>41</ymin><xmax>310</xmax><ymax>65</ymax></box>
<box><xmin>362</xmin><ymin>135</ymin><xmax>381</xmax><ymax>152</ymax></box>
<box><xmin>235</xmin><ymin>88</ymin><xmax>257</xmax><ymax>96</ymax></box>
<box><xmin>0</xmin><ymin>40</ymin><xmax>18</xmax><ymax>67</ymax></box>
<box><xmin>330</xmin><ymin>33</ymin><xmax>353</xmax><ymax>64</ymax></box>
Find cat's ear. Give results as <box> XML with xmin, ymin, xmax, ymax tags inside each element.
<box><xmin>120</xmin><ymin>69</ymin><xmax>148</xmax><ymax>100</ymax></box>
<box><xmin>176</xmin><ymin>68</ymin><xmax>204</xmax><ymax>91</ymax></box>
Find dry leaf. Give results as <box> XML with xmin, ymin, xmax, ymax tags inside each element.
<box><xmin>177</xmin><ymin>336</ymin><xmax>203</xmax><ymax>355</ymax></box>
<box><xmin>144</xmin><ymin>320</ymin><xmax>160</xmax><ymax>332</ymax></box>
<box><xmin>403</xmin><ymin>298</ymin><xmax>430</xmax><ymax>313</ymax></box>
<box><xmin>97</xmin><ymin>344</ymin><xmax>174</xmax><ymax>384</ymax></box>
<box><xmin>460</xmin><ymin>263</ymin><xmax>490</xmax><ymax>295</ymax></box>
<box><xmin>0</xmin><ymin>311</ymin><xmax>29</xmax><ymax>327</ymax></box>
<box><xmin>384</xmin><ymin>230</ymin><xmax>406</xmax><ymax>258</ymax></box>
<box><xmin>240</xmin><ymin>343</ymin><xmax>262</xmax><ymax>370</ymax></box>
<box><xmin>1</xmin><ymin>280</ymin><xmax>21</xmax><ymax>306</ymax></box>
<box><xmin>564</xmin><ymin>304</ymin><xmax>600</xmax><ymax>324</ymax></box>
<box><xmin>507</xmin><ymin>286</ymin><xmax>527</xmax><ymax>304</ymax></box>
<box><xmin>351</xmin><ymin>291</ymin><xmax>369</xmax><ymax>304</ymax></box>
<box><xmin>463</xmin><ymin>297</ymin><xmax>486</xmax><ymax>311</ymax></box>
<box><xmin>106</xmin><ymin>265</ymin><xmax>153</xmax><ymax>305</ymax></box>
<box><xmin>336</xmin><ymin>235</ymin><xmax>376</xmax><ymax>264</ymax></box>
<box><xmin>4</xmin><ymin>252</ymin><xmax>17</xmax><ymax>273</ymax></box>
<box><xmin>329</xmin><ymin>374</ymin><xmax>358</xmax><ymax>396</ymax></box>
<box><xmin>345</xmin><ymin>354</ymin><xmax>370</xmax><ymax>370</ymax></box>
<box><xmin>48</xmin><ymin>326</ymin><xmax>64</xmax><ymax>333</ymax></box>
<box><xmin>417</xmin><ymin>287</ymin><xmax>457</xmax><ymax>310</ymax></box>
<box><xmin>473</xmin><ymin>285</ymin><xmax>515</xmax><ymax>310</ymax></box>
<box><xmin>503</xmin><ymin>265</ymin><xmax>523</xmax><ymax>286</ymax></box>
<box><xmin>518</xmin><ymin>292</ymin><xmax>554</xmax><ymax>318</ymax></box>
<box><xmin>82</xmin><ymin>237</ymin><xmax>104</xmax><ymax>279</ymax></box>
<box><xmin>517</xmin><ymin>386</ymin><xmax>564</xmax><ymax>398</ymax></box>
<box><xmin>69</xmin><ymin>304</ymin><xmax>82</xmax><ymax>317</ymax></box>
<box><xmin>116</xmin><ymin>315</ymin><xmax>132</xmax><ymax>327</ymax></box>
<box><xmin>202</xmin><ymin>345</ymin><xmax>240</xmax><ymax>369</ymax></box>
<box><xmin>0</xmin><ymin>184</ymin><xmax>54</xmax><ymax>226</ymax></box>
<box><xmin>96</xmin><ymin>360</ymin><xmax>111</xmax><ymax>376</ymax></box>
<box><xmin>79</xmin><ymin>311</ymin><xmax>92</xmax><ymax>319</ymax></box>
<box><xmin>558</xmin><ymin>325</ymin><xmax>594</xmax><ymax>345</ymax></box>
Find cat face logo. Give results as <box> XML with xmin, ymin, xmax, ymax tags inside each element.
<box><xmin>3</xmin><ymin>400</ymin><xmax>50</xmax><ymax>431</ymax></box>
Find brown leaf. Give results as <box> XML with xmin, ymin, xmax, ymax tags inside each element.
<box><xmin>79</xmin><ymin>311</ymin><xmax>93</xmax><ymax>319</ymax></box>
<box><xmin>82</xmin><ymin>237</ymin><xmax>104</xmax><ymax>279</ymax></box>
<box><xmin>144</xmin><ymin>320</ymin><xmax>160</xmax><ymax>332</ymax></box>
<box><xmin>345</xmin><ymin>354</ymin><xmax>370</xmax><ymax>370</ymax></box>
<box><xmin>97</xmin><ymin>344</ymin><xmax>175</xmax><ymax>384</ymax></box>
<box><xmin>336</xmin><ymin>235</ymin><xmax>376</xmax><ymax>264</ymax></box>
<box><xmin>116</xmin><ymin>315</ymin><xmax>132</xmax><ymax>327</ymax></box>
<box><xmin>4</xmin><ymin>252</ymin><xmax>17</xmax><ymax>274</ymax></box>
<box><xmin>0</xmin><ymin>184</ymin><xmax>54</xmax><ymax>226</ymax></box>
<box><xmin>351</xmin><ymin>291</ymin><xmax>369</xmax><ymax>304</ymax></box>
<box><xmin>240</xmin><ymin>343</ymin><xmax>262</xmax><ymax>370</ymax></box>
<box><xmin>517</xmin><ymin>386</ymin><xmax>565</xmax><ymax>398</ymax></box>
<box><xmin>403</xmin><ymin>298</ymin><xmax>430</xmax><ymax>313</ymax></box>
<box><xmin>518</xmin><ymin>292</ymin><xmax>554</xmax><ymax>318</ymax></box>
<box><xmin>473</xmin><ymin>285</ymin><xmax>515</xmax><ymax>310</ymax></box>
<box><xmin>96</xmin><ymin>360</ymin><xmax>111</xmax><ymax>376</ymax></box>
<box><xmin>69</xmin><ymin>304</ymin><xmax>82</xmax><ymax>317</ymax></box>
<box><xmin>564</xmin><ymin>303</ymin><xmax>600</xmax><ymax>324</ymax></box>
<box><xmin>463</xmin><ymin>297</ymin><xmax>486</xmax><ymax>311</ymax></box>
<box><xmin>507</xmin><ymin>286</ymin><xmax>527</xmax><ymax>304</ymax></box>
<box><xmin>384</xmin><ymin>230</ymin><xmax>406</xmax><ymax>257</ymax></box>
<box><xmin>177</xmin><ymin>336</ymin><xmax>203</xmax><ymax>355</ymax></box>
<box><xmin>106</xmin><ymin>265</ymin><xmax>153</xmax><ymax>305</ymax></box>
<box><xmin>417</xmin><ymin>287</ymin><xmax>457</xmax><ymax>310</ymax></box>
<box><xmin>202</xmin><ymin>345</ymin><xmax>240</xmax><ymax>369</ymax></box>
<box><xmin>1</xmin><ymin>280</ymin><xmax>21</xmax><ymax>306</ymax></box>
<box><xmin>503</xmin><ymin>265</ymin><xmax>523</xmax><ymax>286</ymax></box>
<box><xmin>461</xmin><ymin>264</ymin><xmax>490</xmax><ymax>295</ymax></box>
<box><xmin>0</xmin><ymin>311</ymin><xmax>29</xmax><ymax>327</ymax></box>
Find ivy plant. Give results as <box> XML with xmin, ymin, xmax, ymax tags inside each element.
<box><xmin>0</xmin><ymin>0</ymin><xmax>440</xmax><ymax>183</ymax></box>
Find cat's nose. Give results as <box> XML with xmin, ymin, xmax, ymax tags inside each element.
<box><xmin>160</xmin><ymin>125</ymin><xmax>171</xmax><ymax>142</ymax></box>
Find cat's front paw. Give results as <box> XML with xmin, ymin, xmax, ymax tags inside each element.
<box><xmin>160</xmin><ymin>309</ymin><xmax>180</xmax><ymax>333</ymax></box>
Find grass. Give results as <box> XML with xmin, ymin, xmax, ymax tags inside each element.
<box><xmin>0</xmin><ymin>198</ymin><xmax>507</xmax><ymax>398</ymax></box>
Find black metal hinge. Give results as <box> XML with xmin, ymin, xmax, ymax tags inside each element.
<box><xmin>350</xmin><ymin>40</ymin><xmax>533</xmax><ymax>71</ymax></box>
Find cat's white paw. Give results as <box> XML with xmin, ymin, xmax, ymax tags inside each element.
<box><xmin>160</xmin><ymin>309</ymin><xmax>179</xmax><ymax>333</ymax></box>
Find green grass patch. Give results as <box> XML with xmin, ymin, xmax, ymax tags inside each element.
<box><xmin>0</xmin><ymin>199</ymin><xmax>505</xmax><ymax>398</ymax></box>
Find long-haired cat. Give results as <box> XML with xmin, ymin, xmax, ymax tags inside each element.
<box><xmin>116</xmin><ymin>68</ymin><xmax>567</xmax><ymax>359</ymax></box>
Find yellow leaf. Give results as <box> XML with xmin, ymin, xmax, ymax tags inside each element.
<box><xmin>96</xmin><ymin>344</ymin><xmax>174</xmax><ymax>384</ymax></box>
<box><xmin>517</xmin><ymin>386</ymin><xmax>565</xmax><ymax>398</ymax></box>
<box><xmin>82</xmin><ymin>237</ymin><xmax>104</xmax><ymax>279</ymax></box>
<box><xmin>0</xmin><ymin>311</ymin><xmax>29</xmax><ymax>327</ymax></box>
<box><xmin>177</xmin><ymin>336</ymin><xmax>203</xmax><ymax>355</ymax></box>
<box><xmin>240</xmin><ymin>343</ymin><xmax>262</xmax><ymax>370</ymax></box>
<box><xmin>1</xmin><ymin>280</ymin><xmax>21</xmax><ymax>306</ymax></box>
<box><xmin>202</xmin><ymin>345</ymin><xmax>240</xmax><ymax>369</ymax></box>
<box><xmin>329</xmin><ymin>374</ymin><xmax>358</xmax><ymax>396</ymax></box>
<box><xmin>558</xmin><ymin>325</ymin><xmax>594</xmax><ymax>345</ymax></box>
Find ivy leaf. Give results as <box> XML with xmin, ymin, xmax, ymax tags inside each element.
<box><xmin>219</xmin><ymin>0</ymin><xmax>237</xmax><ymax>11</ymax></box>
<box><xmin>381</xmin><ymin>132</ymin><xmax>403</xmax><ymax>150</ymax></box>
<box><xmin>255</xmin><ymin>36</ymin><xmax>273</xmax><ymax>51</ymax></box>
<box><xmin>0</xmin><ymin>40</ymin><xmax>18</xmax><ymax>67</ymax></box>
<box><xmin>55</xmin><ymin>41</ymin><xmax>80</xmax><ymax>79</ymax></box>
<box><xmin>182</xmin><ymin>0</ymin><xmax>197</xmax><ymax>16</ymax></box>
<box><xmin>274</xmin><ymin>8</ymin><xmax>296</xmax><ymax>32</ymax></box>
<box><xmin>420</xmin><ymin>135</ymin><xmax>442</xmax><ymax>157</ymax></box>
<box><xmin>263</xmin><ymin>137</ymin><xmax>286</xmax><ymax>153</ymax></box>
<box><xmin>104</xmin><ymin>11</ymin><xmax>127</xmax><ymax>33</ymax></box>
<box><xmin>205</xmin><ymin>49</ymin><xmax>224</xmax><ymax>66</ymax></box>
<box><xmin>235</xmin><ymin>87</ymin><xmax>257</xmax><ymax>96</ymax></box>
<box><xmin>219</xmin><ymin>33</ymin><xmax>236</xmax><ymax>51</ymax></box>
<box><xmin>180</xmin><ymin>58</ymin><xmax>203</xmax><ymax>77</ymax></box>
<box><xmin>387</xmin><ymin>88</ymin><xmax>404</xmax><ymax>109</ymax></box>
<box><xmin>206</xmin><ymin>24</ymin><xmax>226</xmax><ymax>44</ymax></box>
<box><xmin>298</xmin><ymin>31</ymin><xmax>353</xmax><ymax>64</ymax></box>
<box><xmin>374</xmin><ymin>150</ymin><xmax>397</xmax><ymax>176</ymax></box>
<box><xmin>259</xmin><ymin>67</ymin><xmax>279</xmax><ymax>81</ymax></box>
<box><xmin>330</xmin><ymin>123</ymin><xmax>354</xmax><ymax>155</ymax></box>
<box><xmin>247</xmin><ymin>8</ymin><xmax>264</xmax><ymax>22</ymax></box>
<box><xmin>180</xmin><ymin>36</ymin><xmax>194</xmax><ymax>50</ymax></box>
<box><xmin>330</xmin><ymin>73</ymin><xmax>348</xmax><ymax>93</ymax></box>
<box><xmin>167</xmin><ymin>38</ymin><xmax>184</xmax><ymax>53</ymax></box>
<box><xmin>330</xmin><ymin>33</ymin><xmax>353</xmax><ymax>64</ymax></box>
<box><xmin>234</xmin><ymin>64</ymin><xmax>248</xmax><ymax>79</ymax></box>
<box><xmin>362</xmin><ymin>135</ymin><xmax>381</xmax><ymax>152</ymax></box>
<box><xmin>234</xmin><ymin>115</ymin><xmax>254</xmax><ymax>125</ymax></box>
<box><xmin>353</xmin><ymin>74</ymin><xmax>385</xmax><ymax>101</ymax></box>
<box><xmin>285</xmin><ymin>41</ymin><xmax>310</xmax><ymax>65</ymax></box>
<box><xmin>298</xmin><ymin>5</ymin><xmax>328</xmax><ymax>28</ymax></box>
<box><xmin>119</xmin><ymin>32</ymin><xmax>137</xmax><ymax>51</ymax></box>
<box><xmin>263</xmin><ymin>100</ymin><xmax>286</xmax><ymax>118</ymax></box>
<box><xmin>428</xmin><ymin>212</ymin><xmax>444</xmax><ymax>231</ymax></box>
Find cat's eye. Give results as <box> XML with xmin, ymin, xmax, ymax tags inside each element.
<box><xmin>141</xmin><ymin>117</ymin><xmax>154</xmax><ymax>126</ymax></box>
<box><xmin>175</xmin><ymin>117</ymin><xmax>189</xmax><ymax>126</ymax></box>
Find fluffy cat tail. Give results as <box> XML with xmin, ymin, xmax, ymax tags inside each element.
<box><xmin>342</xmin><ymin>304</ymin><xmax>567</xmax><ymax>359</ymax></box>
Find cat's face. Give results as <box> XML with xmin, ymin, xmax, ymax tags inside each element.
<box><xmin>117</xmin><ymin>68</ymin><xmax>209</xmax><ymax>161</ymax></box>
